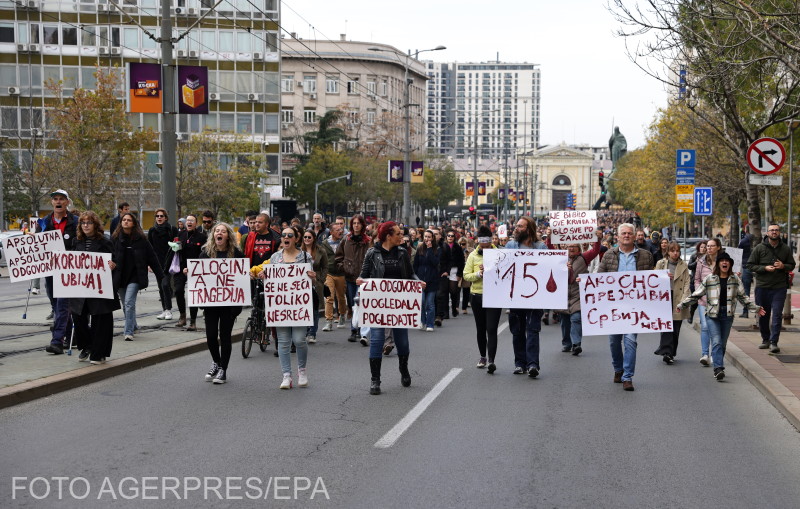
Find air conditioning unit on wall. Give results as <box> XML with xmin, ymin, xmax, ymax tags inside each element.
<box><xmin>8</xmin><ymin>86</ymin><xmax>21</xmax><ymax>95</ymax></box>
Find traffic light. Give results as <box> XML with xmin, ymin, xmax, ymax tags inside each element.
<box><xmin>598</xmin><ymin>171</ymin><xmax>604</xmax><ymax>189</ymax></box>
<box><xmin>469</xmin><ymin>206</ymin><xmax>476</xmax><ymax>218</ymax></box>
<box><xmin>345</xmin><ymin>171</ymin><xmax>353</xmax><ymax>186</ymax></box>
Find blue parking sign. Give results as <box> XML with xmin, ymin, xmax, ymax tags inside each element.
<box><xmin>694</xmin><ymin>187</ymin><xmax>713</xmax><ymax>216</ymax></box>
<box><xmin>676</xmin><ymin>149</ymin><xmax>696</xmax><ymax>168</ymax></box>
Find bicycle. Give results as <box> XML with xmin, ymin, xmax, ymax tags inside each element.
<box><xmin>242</xmin><ymin>280</ymin><xmax>271</xmax><ymax>358</ymax></box>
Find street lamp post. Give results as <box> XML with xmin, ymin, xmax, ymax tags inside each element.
<box><xmin>0</xmin><ymin>136</ymin><xmax>7</xmax><ymax>231</ymax></box>
<box><xmin>369</xmin><ymin>45</ymin><xmax>446</xmax><ymax>226</ymax></box>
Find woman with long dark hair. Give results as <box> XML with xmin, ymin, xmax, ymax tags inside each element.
<box><xmin>71</xmin><ymin>211</ymin><xmax>120</xmax><ymax>364</ymax></box>
<box><xmin>301</xmin><ymin>228</ymin><xmax>328</xmax><ymax>344</ymax></box>
<box><xmin>148</xmin><ymin>208</ymin><xmax>178</xmax><ymax>321</ymax></box>
<box><xmin>694</xmin><ymin>238</ymin><xmax>721</xmax><ymax>366</ymax></box>
<box><xmin>413</xmin><ymin>229</ymin><xmax>443</xmax><ymax>331</ymax></box>
<box><xmin>164</xmin><ymin>214</ymin><xmax>207</xmax><ymax>330</ymax></box>
<box><xmin>334</xmin><ymin>215</ymin><xmax>372</xmax><ymax>343</ymax></box>
<box><xmin>654</xmin><ymin>241</ymin><xmax>691</xmax><ymax>364</ymax></box>
<box><xmin>463</xmin><ymin>226</ymin><xmax>502</xmax><ymax>372</ymax></box>
<box><xmin>112</xmin><ymin>212</ymin><xmax>164</xmax><ymax>341</ymax></box>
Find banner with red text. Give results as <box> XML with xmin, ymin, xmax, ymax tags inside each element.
<box><xmin>549</xmin><ymin>210</ymin><xmax>598</xmax><ymax>244</ymax></box>
<box><xmin>52</xmin><ymin>252</ymin><xmax>113</xmax><ymax>299</ymax></box>
<box><xmin>2</xmin><ymin>231</ymin><xmax>65</xmax><ymax>282</ymax></box>
<box><xmin>187</xmin><ymin>258</ymin><xmax>251</xmax><ymax>307</ymax></box>
<box><xmin>579</xmin><ymin>270</ymin><xmax>673</xmax><ymax>335</ymax></box>
<box><xmin>262</xmin><ymin>263</ymin><xmax>313</xmax><ymax>326</ymax></box>
<box><xmin>358</xmin><ymin>279</ymin><xmax>424</xmax><ymax>328</ymax></box>
<box><xmin>482</xmin><ymin>249</ymin><xmax>568</xmax><ymax>309</ymax></box>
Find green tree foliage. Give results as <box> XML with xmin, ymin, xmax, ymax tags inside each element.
<box><xmin>286</xmin><ymin>146</ymin><xmax>356</xmax><ymax>212</ymax></box>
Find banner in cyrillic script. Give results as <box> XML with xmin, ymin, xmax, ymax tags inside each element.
<box><xmin>187</xmin><ymin>258</ymin><xmax>250</xmax><ymax>307</ymax></box>
<box><xmin>579</xmin><ymin>270</ymin><xmax>673</xmax><ymax>335</ymax></box>
<box><xmin>358</xmin><ymin>279</ymin><xmax>424</xmax><ymax>328</ymax></box>
<box><xmin>2</xmin><ymin>231</ymin><xmax>65</xmax><ymax>282</ymax></box>
<box><xmin>482</xmin><ymin>249</ymin><xmax>569</xmax><ymax>309</ymax></box>
<box><xmin>549</xmin><ymin>210</ymin><xmax>597</xmax><ymax>244</ymax></box>
<box><xmin>52</xmin><ymin>251</ymin><xmax>113</xmax><ymax>299</ymax></box>
<box><xmin>262</xmin><ymin>263</ymin><xmax>313</xmax><ymax>326</ymax></box>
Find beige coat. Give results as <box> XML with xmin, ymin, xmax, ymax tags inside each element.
<box><xmin>656</xmin><ymin>257</ymin><xmax>691</xmax><ymax>320</ymax></box>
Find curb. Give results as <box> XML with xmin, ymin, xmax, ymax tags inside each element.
<box><xmin>0</xmin><ymin>332</ymin><xmax>243</xmax><ymax>410</ymax></box>
<box><xmin>692</xmin><ymin>320</ymin><xmax>800</xmax><ymax>431</ymax></box>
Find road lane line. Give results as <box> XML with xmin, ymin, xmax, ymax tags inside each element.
<box><xmin>374</xmin><ymin>367</ymin><xmax>463</xmax><ymax>448</ymax></box>
<box><xmin>498</xmin><ymin>320</ymin><xmax>509</xmax><ymax>335</ymax></box>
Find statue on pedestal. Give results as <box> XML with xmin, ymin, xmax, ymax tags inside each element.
<box><xmin>608</xmin><ymin>126</ymin><xmax>627</xmax><ymax>170</ymax></box>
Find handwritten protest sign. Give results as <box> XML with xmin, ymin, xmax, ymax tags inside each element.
<box><xmin>724</xmin><ymin>247</ymin><xmax>744</xmax><ymax>274</ymax></box>
<box><xmin>187</xmin><ymin>258</ymin><xmax>250</xmax><ymax>307</ymax></box>
<box><xmin>482</xmin><ymin>249</ymin><xmax>568</xmax><ymax>309</ymax></box>
<box><xmin>579</xmin><ymin>270</ymin><xmax>673</xmax><ymax>335</ymax></box>
<box><xmin>1</xmin><ymin>231</ymin><xmax>65</xmax><ymax>282</ymax></box>
<box><xmin>549</xmin><ymin>210</ymin><xmax>597</xmax><ymax>244</ymax></box>
<box><xmin>358</xmin><ymin>279</ymin><xmax>424</xmax><ymax>328</ymax></box>
<box><xmin>52</xmin><ymin>251</ymin><xmax>113</xmax><ymax>299</ymax></box>
<box><xmin>262</xmin><ymin>263</ymin><xmax>313</xmax><ymax>326</ymax></box>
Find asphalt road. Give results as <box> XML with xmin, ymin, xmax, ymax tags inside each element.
<box><xmin>3</xmin><ymin>310</ymin><xmax>800</xmax><ymax>508</ymax></box>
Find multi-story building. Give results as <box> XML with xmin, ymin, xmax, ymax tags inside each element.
<box><xmin>426</xmin><ymin>61</ymin><xmax>541</xmax><ymax>160</ymax></box>
<box><xmin>280</xmin><ymin>36</ymin><xmax>427</xmax><ymax>191</ymax></box>
<box><xmin>0</xmin><ymin>0</ymin><xmax>281</xmax><ymax>215</ymax></box>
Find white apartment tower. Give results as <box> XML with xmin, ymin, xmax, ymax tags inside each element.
<box><xmin>426</xmin><ymin>61</ymin><xmax>541</xmax><ymax>160</ymax></box>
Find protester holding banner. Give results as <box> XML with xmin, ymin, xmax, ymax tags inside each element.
<box><xmin>69</xmin><ymin>211</ymin><xmax>120</xmax><ymax>364</ymax></box>
<box><xmin>653</xmin><ymin>241</ymin><xmax>691</xmax><ymax>364</ymax></box>
<box><xmin>357</xmin><ymin>221</ymin><xmax>424</xmax><ymax>395</ymax></box>
<box><xmin>148</xmin><ymin>208</ymin><xmax>178</xmax><ymax>321</ymax></box>
<box><xmin>463</xmin><ymin>226</ymin><xmax>502</xmax><ymax>373</ymax></box>
<box><xmin>265</xmin><ymin>226</ymin><xmax>316</xmax><ymax>389</ymax></box>
<box><xmin>413</xmin><ymin>230</ymin><xmax>444</xmax><ymax>332</ymax></box>
<box><xmin>335</xmin><ymin>215</ymin><xmax>372</xmax><ymax>343</ymax></box>
<box><xmin>196</xmin><ymin>223</ymin><xmax>245</xmax><ymax>384</ymax></box>
<box><xmin>164</xmin><ymin>214</ymin><xmax>207</xmax><ymax>331</ymax></box>
<box><xmin>112</xmin><ymin>213</ymin><xmax>164</xmax><ymax>341</ymax></box>
<box><xmin>597</xmin><ymin>222</ymin><xmax>655</xmax><ymax>391</ymax></box>
<box><xmin>41</xmin><ymin>190</ymin><xmax>79</xmax><ymax>355</ymax></box>
<box><xmin>694</xmin><ymin>238</ymin><xmax>721</xmax><ymax>366</ymax></box>
<box><xmin>678</xmin><ymin>252</ymin><xmax>764</xmax><ymax>381</ymax></box>
<box><xmin>505</xmin><ymin>216</ymin><xmax>547</xmax><ymax>377</ymax></box>
<box><xmin>301</xmin><ymin>228</ymin><xmax>328</xmax><ymax>344</ymax></box>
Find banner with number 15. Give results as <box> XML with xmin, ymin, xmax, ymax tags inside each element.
<box><xmin>482</xmin><ymin>249</ymin><xmax>569</xmax><ymax>309</ymax></box>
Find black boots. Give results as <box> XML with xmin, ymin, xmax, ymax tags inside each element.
<box><xmin>399</xmin><ymin>355</ymin><xmax>411</xmax><ymax>387</ymax></box>
<box><xmin>369</xmin><ymin>358</ymin><xmax>382</xmax><ymax>395</ymax></box>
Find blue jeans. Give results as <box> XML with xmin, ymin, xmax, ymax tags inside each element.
<box><xmin>510</xmin><ymin>309</ymin><xmax>543</xmax><ymax>371</ymax></box>
<box><xmin>421</xmin><ymin>289</ymin><xmax>437</xmax><ymax>329</ymax></box>
<box><xmin>698</xmin><ymin>304</ymin><xmax>710</xmax><ymax>356</ymax></box>
<box><xmin>369</xmin><ymin>327</ymin><xmax>408</xmax><ymax>359</ymax></box>
<box><xmin>608</xmin><ymin>333</ymin><xmax>638</xmax><ymax>381</ymax></box>
<box><xmin>706</xmin><ymin>310</ymin><xmax>734</xmax><ymax>369</ymax></box>
<box><xmin>307</xmin><ymin>306</ymin><xmax>319</xmax><ymax>337</ymax></box>
<box><xmin>346</xmin><ymin>281</ymin><xmax>359</xmax><ymax>333</ymax></box>
<box><xmin>276</xmin><ymin>326</ymin><xmax>308</xmax><ymax>374</ymax></box>
<box><xmin>118</xmin><ymin>282</ymin><xmax>140</xmax><ymax>336</ymax></box>
<box><xmin>755</xmin><ymin>287</ymin><xmax>788</xmax><ymax>344</ymax></box>
<box><xmin>559</xmin><ymin>311</ymin><xmax>582</xmax><ymax>348</ymax></box>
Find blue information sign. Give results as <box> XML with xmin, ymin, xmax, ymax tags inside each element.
<box><xmin>676</xmin><ymin>150</ymin><xmax>696</xmax><ymax>168</ymax></box>
<box><xmin>694</xmin><ymin>187</ymin><xmax>713</xmax><ymax>216</ymax></box>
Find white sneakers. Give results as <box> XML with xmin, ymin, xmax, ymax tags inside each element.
<box><xmin>280</xmin><ymin>373</ymin><xmax>293</xmax><ymax>389</ymax></box>
<box><xmin>322</xmin><ymin>320</ymin><xmax>333</xmax><ymax>332</ymax></box>
<box><xmin>31</xmin><ymin>288</ymin><xmax>40</xmax><ymax>295</ymax></box>
<box><xmin>307</xmin><ymin>335</ymin><xmax>317</xmax><ymax>344</ymax></box>
<box><xmin>700</xmin><ymin>355</ymin><xmax>710</xmax><ymax>366</ymax></box>
<box><xmin>297</xmin><ymin>368</ymin><xmax>308</xmax><ymax>387</ymax></box>
<box><xmin>426</xmin><ymin>327</ymin><xmax>434</xmax><ymax>332</ymax></box>
<box><xmin>337</xmin><ymin>316</ymin><xmax>347</xmax><ymax>328</ymax></box>
<box><xmin>157</xmin><ymin>310</ymin><xmax>173</xmax><ymax>320</ymax></box>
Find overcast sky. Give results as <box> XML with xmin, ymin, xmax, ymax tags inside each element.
<box><xmin>280</xmin><ymin>0</ymin><xmax>668</xmax><ymax>150</ymax></box>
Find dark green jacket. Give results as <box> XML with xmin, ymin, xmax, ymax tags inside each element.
<box><xmin>746</xmin><ymin>239</ymin><xmax>795</xmax><ymax>289</ymax></box>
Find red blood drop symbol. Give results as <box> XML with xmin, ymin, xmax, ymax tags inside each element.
<box><xmin>546</xmin><ymin>270</ymin><xmax>557</xmax><ymax>293</ymax></box>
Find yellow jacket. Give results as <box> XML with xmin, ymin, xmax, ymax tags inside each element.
<box><xmin>463</xmin><ymin>246</ymin><xmax>496</xmax><ymax>295</ymax></box>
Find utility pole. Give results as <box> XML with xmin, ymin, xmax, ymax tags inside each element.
<box><xmin>160</xmin><ymin>0</ymin><xmax>176</xmax><ymax>222</ymax></box>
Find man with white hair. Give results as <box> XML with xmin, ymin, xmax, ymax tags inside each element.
<box><xmin>596</xmin><ymin>222</ymin><xmax>655</xmax><ymax>391</ymax></box>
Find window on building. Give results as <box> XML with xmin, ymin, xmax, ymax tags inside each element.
<box><xmin>1</xmin><ymin>108</ymin><xmax>18</xmax><ymax>136</ymax></box>
<box><xmin>281</xmin><ymin>108</ymin><xmax>293</xmax><ymax>124</ymax></box>
<box><xmin>347</xmin><ymin>81</ymin><xmax>358</xmax><ymax>94</ymax></box>
<box><xmin>43</xmin><ymin>25</ymin><xmax>58</xmax><ymax>45</ymax></box>
<box><xmin>281</xmin><ymin>140</ymin><xmax>294</xmax><ymax>154</ymax></box>
<box><xmin>303</xmin><ymin>76</ymin><xmax>316</xmax><ymax>94</ymax></box>
<box><xmin>366</xmin><ymin>109</ymin><xmax>376</xmax><ymax>125</ymax></box>
<box><xmin>380</xmin><ymin>81</ymin><xmax>388</xmax><ymax>96</ymax></box>
<box><xmin>282</xmin><ymin>176</ymin><xmax>292</xmax><ymax>191</ymax></box>
<box><xmin>325</xmin><ymin>77</ymin><xmax>338</xmax><ymax>94</ymax></box>
<box><xmin>81</xmin><ymin>27</ymin><xmax>96</xmax><ymax>46</ymax></box>
<box><xmin>281</xmin><ymin>75</ymin><xmax>293</xmax><ymax>93</ymax></box>
<box><xmin>0</xmin><ymin>23</ymin><xmax>14</xmax><ymax>43</ymax></box>
<box><xmin>123</xmin><ymin>27</ymin><xmax>138</xmax><ymax>48</ymax></box>
<box><xmin>303</xmin><ymin>109</ymin><xmax>316</xmax><ymax>124</ymax></box>
<box><xmin>367</xmin><ymin>81</ymin><xmax>376</xmax><ymax>95</ymax></box>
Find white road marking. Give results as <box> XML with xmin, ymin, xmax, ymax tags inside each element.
<box><xmin>498</xmin><ymin>320</ymin><xmax>509</xmax><ymax>335</ymax></box>
<box><xmin>374</xmin><ymin>367</ymin><xmax>463</xmax><ymax>448</ymax></box>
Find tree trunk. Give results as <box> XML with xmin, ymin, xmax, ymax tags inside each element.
<box><xmin>728</xmin><ymin>195</ymin><xmax>740</xmax><ymax>247</ymax></box>
<box><xmin>745</xmin><ymin>172</ymin><xmax>763</xmax><ymax>248</ymax></box>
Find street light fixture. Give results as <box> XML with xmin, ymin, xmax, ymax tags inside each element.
<box><xmin>368</xmin><ymin>45</ymin><xmax>446</xmax><ymax>226</ymax></box>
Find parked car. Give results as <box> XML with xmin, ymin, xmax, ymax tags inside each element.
<box><xmin>0</xmin><ymin>231</ymin><xmax>24</xmax><ymax>267</ymax></box>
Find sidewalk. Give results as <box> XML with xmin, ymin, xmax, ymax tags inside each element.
<box><xmin>0</xmin><ymin>270</ymin><xmax>246</xmax><ymax>409</ymax></box>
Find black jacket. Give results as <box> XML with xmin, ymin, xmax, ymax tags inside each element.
<box><xmin>440</xmin><ymin>241</ymin><xmax>465</xmax><ymax>278</ymax></box>
<box><xmin>360</xmin><ymin>245</ymin><xmax>418</xmax><ymax>280</ymax></box>
<box><xmin>163</xmin><ymin>228</ymin><xmax>208</xmax><ymax>273</ymax></box>
<box><xmin>148</xmin><ymin>222</ymin><xmax>179</xmax><ymax>269</ymax></box>
<box><xmin>40</xmin><ymin>212</ymin><xmax>79</xmax><ymax>250</ymax></box>
<box><xmin>68</xmin><ymin>236</ymin><xmax>122</xmax><ymax>315</ymax></box>
<box><xmin>112</xmin><ymin>233</ymin><xmax>165</xmax><ymax>289</ymax></box>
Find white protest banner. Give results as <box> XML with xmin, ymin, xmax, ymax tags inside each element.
<box><xmin>187</xmin><ymin>258</ymin><xmax>251</xmax><ymax>307</ymax></box>
<box><xmin>482</xmin><ymin>249</ymin><xmax>569</xmax><ymax>309</ymax></box>
<box><xmin>358</xmin><ymin>279</ymin><xmax>424</xmax><ymax>328</ymax></box>
<box><xmin>725</xmin><ymin>247</ymin><xmax>744</xmax><ymax>274</ymax></box>
<box><xmin>549</xmin><ymin>210</ymin><xmax>597</xmax><ymax>244</ymax></box>
<box><xmin>497</xmin><ymin>224</ymin><xmax>508</xmax><ymax>239</ymax></box>
<box><xmin>1</xmin><ymin>231</ymin><xmax>65</xmax><ymax>282</ymax></box>
<box><xmin>52</xmin><ymin>251</ymin><xmax>113</xmax><ymax>299</ymax></box>
<box><xmin>579</xmin><ymin>270</ymin><xmax>673</xmax><ymax>335</ymax></box>
<box><xmin>262</xmin><ymin>263</ymin><xmax>313</xmax><ymax>326</ymax></box>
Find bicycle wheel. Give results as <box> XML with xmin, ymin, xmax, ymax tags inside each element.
<box><xmin>241</xmin><ymin>318</ymin><xmax>254</xmax><ymax>358</ymax></box>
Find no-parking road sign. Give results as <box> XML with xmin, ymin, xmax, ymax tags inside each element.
<box><xmin>747</xmin><ymin>138</ymin><xmax>786</xmax><ymax>175</ymax></box>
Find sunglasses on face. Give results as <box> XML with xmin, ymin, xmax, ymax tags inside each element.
<box><xmin>202</xmin><ymin>220</ymin><xmax>212</xmax><ymax>224</ymax></box>
<box><xmin>281</xmin><ymin>233</ymin><xmax>295</xmax><ymax>238</ymax></box>
<box><xmin>155</xmin><ymin>215</ymin><xmax>165</xmax><ymax>218</ymax></box>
